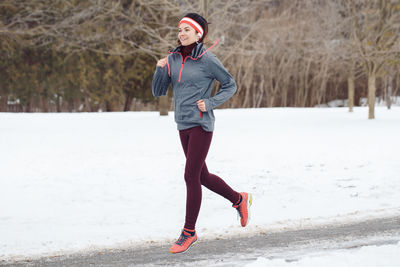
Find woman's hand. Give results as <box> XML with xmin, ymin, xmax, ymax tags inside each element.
<box><xmin>157</xmin><ymin>57</ymin><xmax>168</xmax><ymax>68</ymax></box>
<box><xmin>197</xmin><ymin>99</ymin><xmax>206</xmax><ymax>112</ymax></box>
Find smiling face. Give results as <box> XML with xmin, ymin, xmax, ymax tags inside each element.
<box><xmin>178</xmin><ymin>23</ymin><xmax>199</xmax><ymax>46</ymax></box>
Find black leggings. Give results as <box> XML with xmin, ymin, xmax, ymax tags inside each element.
<box><xmin>179</xmin><ymin>126</ymin><xmax>240</xmax><ymax>230</ymax></box>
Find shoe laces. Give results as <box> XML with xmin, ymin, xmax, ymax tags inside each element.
<box><xmin>176</xmin><ymin>232</ymin><xmax>190</xmax><ymax>246</ymax></box>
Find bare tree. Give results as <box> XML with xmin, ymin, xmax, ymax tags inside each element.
<box><xmin>2</xmin><ymin>0</ymin><xmax>399</xmax><ymax>113</ymax></box>
<box><xmin>346</xmin><ymin>0</ymin><xmax>400</xmax><ymax>119</ymax></box>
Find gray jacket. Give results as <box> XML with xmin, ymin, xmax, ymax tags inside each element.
<box><xmin>152</xmin><ymin>40</ymin><xmax>237</xmax><ymax>132</ymax></box>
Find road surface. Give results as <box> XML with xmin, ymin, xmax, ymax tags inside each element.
<box><xmin>3</xmin><ymin>215</ymin><xmax>400</xmax><ymax>266</ymax></box>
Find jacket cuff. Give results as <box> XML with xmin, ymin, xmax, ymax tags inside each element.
<box><xmin>204</xmin><ymin>99</ymin><xmax>213</xmax><ymax>112</ymax></box>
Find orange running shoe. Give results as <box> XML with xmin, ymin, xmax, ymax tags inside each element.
<box><xmin>169</xmin><ymin>229</ymin><xmax>198</xmax><ymax>254</ymax></box>
<box><xmin>232</xmin><ymin>192</ymin><xmax>252</xmax><ymax>227</ymax></box>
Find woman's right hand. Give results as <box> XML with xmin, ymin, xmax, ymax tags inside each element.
<box><xmin>157</xmin><ymin>57</ymin><xmax>167</xmax><ymax>68</ymax></box>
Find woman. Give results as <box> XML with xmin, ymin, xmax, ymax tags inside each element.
<box><xmin>152</xmin><ymin>13</ymin><xmax>252</xmax><ymax>254</ymax></box>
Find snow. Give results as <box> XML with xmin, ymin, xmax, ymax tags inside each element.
<box><xmin>321</xmin><ymin>97</ymin><xmax>400</xmax><ymax>107</ymax></box>
<box><xmin>0</xmin><ymin>107</ymin><xmax>400</xmax><ymax>261</ymax></box>
<box><xmin>245</xmin><ymin>241</ymin><xmax>400</xmax><ymax>267</ymax></box>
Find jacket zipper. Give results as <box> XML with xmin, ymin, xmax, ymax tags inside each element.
<box><xmin>178</xmin><ymin>54</ymin><xmax>186</xmax><ymax>83</ymax></box>
<box><xmin>176</xmin><ymin>52</ymin><xmax>203</xmax><ymax>119</ymax></box>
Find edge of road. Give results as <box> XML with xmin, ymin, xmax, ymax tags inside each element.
<box><xmin>2</xmin><ymin>210</ymin><xmax>400</xmax><ymax>266</ymax></box>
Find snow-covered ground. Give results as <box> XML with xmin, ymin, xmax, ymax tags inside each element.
<box><xmin>0</xmin><ymin>107</ymin><xmax>399</xmax><ymax>261</ymax></box>
<box><xmin>245</xmin><ymin>241</ymin><xmax>400</xmax><ymax>267</ymax></box>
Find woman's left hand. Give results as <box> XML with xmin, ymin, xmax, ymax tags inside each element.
<box><xmin>197</xmin><ymin>99</ymin><xmax>207</xmax><ymax>112</ymax></box>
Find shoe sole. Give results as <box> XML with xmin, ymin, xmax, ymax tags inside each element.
<box><xmin>169</xmin><ymin>238</ymin><xmax>198</xmax><ymax>254</ymax></box>
<box><xmin>243</xmin><ymin>193</ymin><xmax>253</xmax><ymax>227</ymax></box>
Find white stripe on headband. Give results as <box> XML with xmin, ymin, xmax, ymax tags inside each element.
<box><xmin>179</xmin><ymin>17</ymin><xmax>204</xmax><ymax>38</ymax></box>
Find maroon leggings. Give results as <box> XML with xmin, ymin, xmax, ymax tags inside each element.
<box><xmin>179</xmin><ymin>126</ymin><xmax>240</xmax><ymax>231</ymax></box>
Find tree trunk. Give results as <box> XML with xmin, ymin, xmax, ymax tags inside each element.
<box><xmin>106</xmin><ymin>101</ymin><xmax>113</xmax><ymax>112</ymax></box>
<box><xmin>348</xmin><ymin>76</ymin><xmax>355</xmax><ymax>112</ymax></box>
<box><xmin>387</xmin><ymin>75</ymin><xmax>392</xmax><ymax>110</ymax></box>
<box><xmin>42</xmin><ymin>95</ymin><xmax>49</xmax><ymax>112</ymax></box>
<box><xmin>56</xmin><ymin>93</ymin><xmax>62</xmax><ymax>112</ymax></box>
<box><xmin>124</xmin><ymin>94</ymin><xmax>132</xmax><ymax>111</ymax></box>
<box><xmin>0</xmin><ymin>96</ymin><xmax>6</xmax><ymax>112</ymax></box>
<box><xmin>201</xmin><ymin>0</ymin><xmax>210</xmax><ymax>17</ymax></box>
<box><xmin>25</xmin><ymin>99</ymin><xmax>32</xmax><ymax>112</ymax></box>
<box><xmin>368</xmin><ymin>72</ymin><xmax>376</xmax><ymax>119</ymax></box>
<box><xmin>159</xmin><ymin>95</ymin><xmax>169</xmax><ymax>116</ymax></box>
<box><xmin>348</xmin><ymin>62</ymin><xmax>355</xmax><ymax>112</ymax></box>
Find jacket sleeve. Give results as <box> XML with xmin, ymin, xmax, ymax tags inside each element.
<box><xmin>203</xmin><ymin>54</ymin><xmax>237</xmax><ymax>111</ymax></box>
<box><xmin>152</xmin><ymin>64</ymin><xmax>171</xmax><ymax>97</ymax></box>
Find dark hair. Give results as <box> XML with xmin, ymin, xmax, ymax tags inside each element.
<box><xmin>177</xmin><ymin>13</ymin><xmax>209</xmax><ymax>45</ymax></box>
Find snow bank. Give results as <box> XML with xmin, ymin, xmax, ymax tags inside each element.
<box><xmin>245</xmin><ymin>241</ymin><xmax>400</xmax><ymax>267</ymax></box>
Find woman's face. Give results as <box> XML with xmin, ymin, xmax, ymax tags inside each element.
<box><xmin>178</xmin><ymin>23</ymin><xmax>199</xmax><ymax>46</ymax></box>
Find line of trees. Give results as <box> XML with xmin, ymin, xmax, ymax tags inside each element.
<box><xmin>1</xmin><ymin>0</ymin><xmax>399</xmax><ymax>118</ymax></box>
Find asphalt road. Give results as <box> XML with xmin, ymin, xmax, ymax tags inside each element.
<box><xmin>4</xmin><ymin>215</ymin><xmax>400</xmax><ymax>267</ymax></box>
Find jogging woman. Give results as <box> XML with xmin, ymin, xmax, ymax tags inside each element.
<box><xmin>152</xmin><ymin>13</ymin><xmax>252</xmax><ymax>254</ymax></box>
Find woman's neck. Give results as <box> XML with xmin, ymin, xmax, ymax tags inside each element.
<box><xmin>181</xmin><ymin>42</ymin><xmax>197</xmax><ymax>58</ymax></box>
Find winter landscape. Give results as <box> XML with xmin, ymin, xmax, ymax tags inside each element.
<box><xmin>1</xmin><ymin>106</ymin><xmax>399</xmax><ymax>266</ymax></box>
<box><xmin>2</xmin><ymin>0</ymin><xmax>400</xmax><ymax>265</ymax></box>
